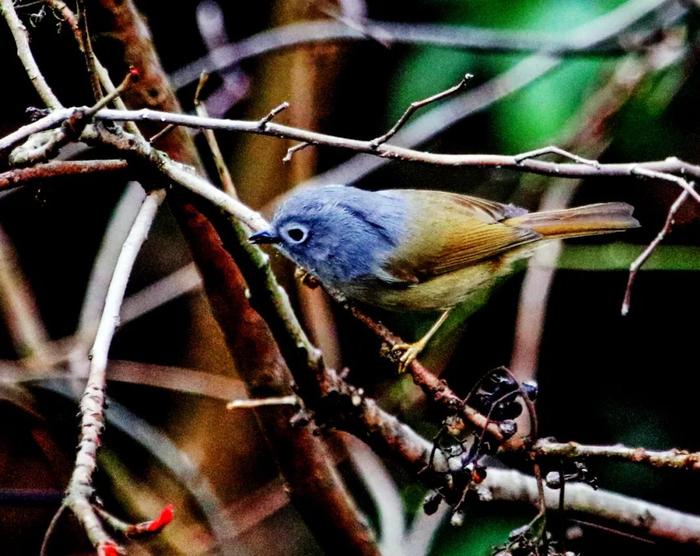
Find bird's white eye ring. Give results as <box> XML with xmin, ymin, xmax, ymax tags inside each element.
<box><xmin>284</xmin><ymin>225</ymin><xmax>308</xmax><ymax>243</ymax></box>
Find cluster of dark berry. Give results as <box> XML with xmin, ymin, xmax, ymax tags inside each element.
<box><xmin>421</xmin><ymin>368</ymin><xmax>539</xmax><ymax>524</ymax></box>
<box><xmin>471</xmin><ymin>367</ymin><xmax>537</xmax><ymax>427</ymax></box>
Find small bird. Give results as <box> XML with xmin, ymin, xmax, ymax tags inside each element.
<box><xmin>250</xmin><ymin>185</ymin><xmax>639</xmax><ymax>371</ymax></box>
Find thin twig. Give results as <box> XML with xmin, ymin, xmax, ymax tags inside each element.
<box><xmin>283</xmin><ymin>141</ymin><xmax>311</xmax><ymax>163</ymax></box>
<box><xmin>1</xmin><ymin>0</ymin><xmax>62</xmax><ymax>109</ymax></box>
<box><xmin>346</xmin><ymin>304</ymin><xmax>517</xmax><ymax>449</ymax></box>
<box><xmin>147</xmin><ymin>123</ymin><xmax>175</xmax><ymax>144</ymax></box>
<box><xmin>513</xmin><ymin>145</ymin><xmax>600</xmax><ymax>167</ymax></box>
<box><xmin>369</xmin><ymin>73</ymin><xmax>472</xmax><ymax>148</ymax></box>
<box><xmin>75</xmin><ymin>0</ymin><xmax>102</xmax><ymax>101</ymax></box>
<box><xmin>532</xmin><ymin>439</ymin><xmax>700</xmax><ymax>471</ymax></box>
<box><xmin>85</xmin><ymin>67</ymin><xmax>140</xmax><ymax>116</ymax></box>
<box><xmin>621</xmin><ymin>184</ymin><xmax>693</xmax><ymax>315</ymax></box>
<box><xmin>257</xmin><ymin>101</ymin><xmax>290</xmax><ymax>129</ymax></box>
<box><xmin>226</xmin><ymin>395</ymin><xmax>298</xmax><ymax>410</ymax></box>
<box><xmin>90</xmin><ymin>124</ymin><xmax>270</xmax><ymax>232</ymax></box>
<box><xmin>194</xmin><ymin>71</ymin><xmax>238</xmax><ymax>197</ymax></box>
<box><xmin>484</xmin><ymin>468</ymin><xmax>700</xmax><ymax>545</ymax></box>
<box><xmin>5</xmin><ymin>69</ymin><xmax>137</xmax><ymax>166</ymax></box>
<box><xmin>81</xmin><ymin>2</ymin><xmax>378</xmax><ymax>553</ymax></box>
<box><xmin>39</xmin><ymin>502</ymin><xmax>67</xmax><ymax>556</ymax></box>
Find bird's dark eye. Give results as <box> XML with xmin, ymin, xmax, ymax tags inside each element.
<box><xmin>285</xmin><ymin>226</ymin><xmax>307</xmax><ymax>243</ymax></box>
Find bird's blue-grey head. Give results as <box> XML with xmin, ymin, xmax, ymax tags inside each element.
<box><xmin>250</xmin><ymin>185</ymin><xmax>407</xmax><ymax>289</ymax></box>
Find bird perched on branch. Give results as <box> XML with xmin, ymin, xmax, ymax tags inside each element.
<box><xmin>250</xmin><ymin>185</ymin><xmax>639</xmax><ymax>371</ymax></box>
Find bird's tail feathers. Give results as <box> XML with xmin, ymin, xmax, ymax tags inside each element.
<box><xmin>505</xmin><ymin>202</ymin><xmax>640</xmax><ymax>239</ymax></box>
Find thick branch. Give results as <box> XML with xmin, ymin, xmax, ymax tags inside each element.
<box><xmin>484</xmin><ymin>468</ymin><xmax>700</xmax><ymax>545</ymax></box>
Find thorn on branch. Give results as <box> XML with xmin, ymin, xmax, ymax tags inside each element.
<box><xmin>369</xmin><ymin>73</ymin><xmax>473</xmax><ymax>149</ymax></box>
<box><xmin>149</xmin><ymin>124</ymin><xmax>176</xmax><ymax>145</ymax></box>
<box><xmin>257</xmin><ymin>101</ymin><xmax>290</xmax><ymax>129</ymax></box>
<box><xmin>283</xmin><ymin>141</ymin><xmax>311</xmax><ymax>163</ymax></box>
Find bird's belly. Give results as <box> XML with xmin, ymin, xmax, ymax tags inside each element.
<box><xmin>348</xmin><ymin>259</ymin><xmax>507</xmax><ymax>312</ymax></box>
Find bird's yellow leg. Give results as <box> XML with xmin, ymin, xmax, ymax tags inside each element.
<box><xmin>391</xmin><ymin>309</ymin><xmax>451</xmax><ymax>373</ymax></box>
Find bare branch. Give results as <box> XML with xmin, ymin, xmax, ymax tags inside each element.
<box><xmin>622</xmin><ymin>184</ymin><xmax>693</xmax><ymax>315</ymax></box>
<box><xmin>226</xmin><ymin>395</ymin><xmax>298</xmax><ymax>410</ymax></box>
<box><xmin>484</xmin><ymin>468</ymin><xmax>700</xmax><ymax>545</ymax></box>
<box><xmin>46</xmin><ymin>0</ymin><xmax>143</xmax><ymax>137</ymax></box>
<box><xmin>0</xmin><ymin>109</ymin><xmax>72</xmax><ymax>154</ymax></box>
<box><xmin>194</xmin><ymin>72</ymin><xmax>238</xmax><ymax>197</ymax></box>
<box><xmin>345</xmin><ymin>305</ymin><xmax>517</xmax><ymax>449</ymax></box>
<box><xmin>283</xmin><ymin>141</ymin><xmax>311</xmax><ymax>163</ymax></box>
<box><xmin>257</xmin><ymin>101</ymin><xmax>290</xmax><ymax>129</ymax></box>
<box><xmin>0</xmin><ymin>160</ymin><xmax>130</xmax><ymax>192</ymax></box>
<box><xmin>369</xmin><ymin>73</ymin><xmax>472</xmax><ymax>148</ymax></box>
<box><xmin>511</xmin><ymin>52</ymin><xmax>656</xmax><ymax>380</ymax></box>
<box><xmin>513</xmin><ymin>145</ymin><xmax>600</xmax><ymax>167</ymax></box>
<box><xmin>80</xmin><ymin>107</ymin><xmax>700</xmax><ymax>201</ymax></box>
<box><xmin>533</xmin><ymin>440</ymin><xmax>700</xmax><ymax>471</ymax></box>
<box><xmin>63</xmin><ymin>189</ymin><xmax>165</xmax><ymax>553</ymax></box>
<box><xmin>1</xmin><ymin>0</ymin><xmax>62</xmax><ymax>108</ymax></box>
<box><xmin>75</xmin><ymin>0</ymin><xmax>104</xmax><ymax>102</ymax></box>
<box><xmin>81</xmin><ymin>1</ymin><xmax>379</xmax><ymax>551</ymax></box>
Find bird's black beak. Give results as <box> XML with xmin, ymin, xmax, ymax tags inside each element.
<box><xmin>249</xmin><ymin>229</ymin><xmax>280</xmax><ymax>244</ymax></box>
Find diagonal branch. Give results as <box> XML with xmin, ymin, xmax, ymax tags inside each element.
<box><xmin>0</xmin><ymin>0</ymin><xmax>62</xmax><ymax>109</ymax></box>
<box><xmin>621</xmin><ymin>184</ymin><xmax>694</xmax><ymax>315</ymax></box>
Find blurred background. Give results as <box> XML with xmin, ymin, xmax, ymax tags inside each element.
<box><xmin>1</xmin><ymin>0</ymin><xmax>700</xmax><ymax>554</ymax></box>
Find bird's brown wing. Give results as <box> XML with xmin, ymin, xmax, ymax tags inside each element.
<box><xmin>377</xmin><ymin>190</ymin><xmax>540</xmax><ymax>283</ymax></box>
